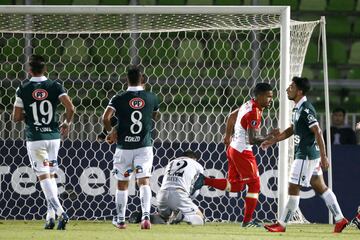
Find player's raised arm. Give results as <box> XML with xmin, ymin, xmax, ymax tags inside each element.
<box><xmin>223</xmin><ymin>109</ymin><xmax>238</xmax><ymax>146</ymax></box>
<box><xmin>59</xmin><ymin>95</ymin><xmax>75</xmax><ymax>136</ymax></box>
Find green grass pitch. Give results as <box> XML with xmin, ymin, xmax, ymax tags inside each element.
<box><xmin>0</xmin><ymin>221</ymin><xmax>359</xmax><ymax>240</ymax></box>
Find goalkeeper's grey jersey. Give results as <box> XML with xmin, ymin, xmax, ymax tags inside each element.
<box><xmin>160</xmin><ymin>157</ymin><xmax>204</xmax><ymax>195</ymax></box>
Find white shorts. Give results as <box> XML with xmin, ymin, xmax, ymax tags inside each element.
<box><xmin>156</xmin><ymin>189</ymin><xmax>199</xmax><ymax>220</ymax></box>
<box><xmin>26</xmin><ymin>139</ymin><xmax>60</xmax><ymax>177</ymax></box>
<box><xmin>112</xmin><ymin>146</ymin><xmax>153</xmax><ymax>181</ymax></box>
<box><xmin>289</xmin><ymin>158</ymin><xmax>323</xmax><ymax>187</ymax></box>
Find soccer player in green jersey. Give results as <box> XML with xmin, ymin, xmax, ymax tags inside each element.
<box><xmin>261</xmin><ymin>77</ymin><xmax>348</xmax><ymax>233</ymax></box>
<box><xmin>102</xmin><ymin>66</ymin><xmax>160</xmax><ymax>230</ymax></box>
<box><xmin>12</xmin><ymin>55</ymin><xmax>75</xmax><ymax>230</ymax></box>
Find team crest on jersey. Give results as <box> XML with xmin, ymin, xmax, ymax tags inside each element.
<box><xmin>307</xmin><ymin>114</ymin><xmax>316</xmax><ymax>123</ymax></box>
<box><xmin>32</xmin><ymin>89</ymin><xmax>48</xmax><ymax>100</ymax></box>
<box><xmin>251</xmin><ymin>120</ymin><xmax>257</xmax><ymax>126</ymax></box>
<box><xmin>129</xmin><ymin>98</ymin><xmax>145</xmax><ymax>109</ymax></box>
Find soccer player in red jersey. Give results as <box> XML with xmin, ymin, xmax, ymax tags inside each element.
<box><xmin>191</xmin><ymin>82</ymin><xmax>278</xmax><ymax>227</ymax></box>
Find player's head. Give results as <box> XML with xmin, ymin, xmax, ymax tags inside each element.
<box><xmin>287</xmin><ymin>77</ymin><xmax>311</xmax><ymax>101</ymax></box>
<box><xmin>28</xmin><ymin>55</ymin><xmax>46</xmax><ymax>76</ymax></box>
<box><xmin>253</xmin><ymin>82</ymin><xmax>273</xmax><ymax>108</ymax></box>
<box><xmin>180</xmin><ymin>150</ymin><xmax>200</xmax><ymax>160</ymax></box>
<box><xmin>332</xmin><ymin>107</ymin><xmax>346</xmax><ymax>127</ymax></box>
<box><xmin>127</xmin><ymin>65</ymin><xmax>143</xmax><ymax>86</ymax></box>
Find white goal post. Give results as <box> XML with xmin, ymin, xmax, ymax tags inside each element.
<box><xmin>0</xmin><ymin>6</ymin><xmax>321</xmax><ymax>222</ymax></box>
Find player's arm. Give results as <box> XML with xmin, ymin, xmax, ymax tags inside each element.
<box><xmin>12</xmin><ymin>90</ymin><xmax>25</xmax><ymax>122</ymax></box>
<box><xmin>260</xmin><ymin>126</ymin><xmax>294</xmax><ymax>150</ymax></box>
<box><xmin>310</xmin><ymin>124</ymin><xmax>329</xmax><ymax>170</ymax></box>
<box><xmin>153</xmin><ymin>111</ymin><xmax>160</xmax><ymax>121</ymax></box>
<box><xmin>223</xmin><ymin>109</ymin><xmax>238</xmax><ymax>146</ymax></box>
<box><xmin>59</xmin><ymin>95</ymin><xmax>75</xmax><ymax>136</ymax></box>
<box><xmin>102</xmin><ymin>106</ymin><xmax>117</xmax><ymax>144</ymax></box>
<box><xmin>12</xmin><ymin>106</ymin><xmax>25</xmax><ymax>122</ymax></box>
<box><xmin>248</xmin><ymin>128</ymin><xmax>276</xmax><ymax>145</ymax></box>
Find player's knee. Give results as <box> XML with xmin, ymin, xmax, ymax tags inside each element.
<box><xmin>248</xmin><ymin>179</ymin><xmax>260</xmax><ymax>193</ymax></box>
<box><xmin>137</xmin><ymin>177</ymin><xmax>150</xmax><ymax>186</ymax></box>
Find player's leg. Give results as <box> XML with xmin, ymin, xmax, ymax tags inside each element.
<box><xmin>112</xmin><ymin>148</ymin><xmax>133</xmax><ymax>229</ymax></box>
<box><xmin>135</xmin><ymin>146</ymin><xmax>154</xmax><ymax>230</ymax></box>
<box><xmin>27</xmin><ymin>140</ymin><xmax>66</xmax><ymax>229</ymax></box>
<box><xmin>156</xmin><ymin>189</ymin><xmax>173</xmax><ymax>222</ymax></box>
<box><xmin>175</xmin><ymin>191</ymin><xmax>204</xmax><ymax>225</ymax></box>
<box><xmin>191</xmin><ymin>146</ymin><xmax>245</xmax><ymax>193</ymax></box>
<box><xmin>234</xmin><ymin>150</ymin><xmax>260</xmax><ymax>227</ymax></box>
<box><xmin>310</xmin><ymin>166</ymin><xmax>348</xmax><ymax>233</ymax></box>
<box><xmin>265</xmin><ymin>159</ymin><xmax>312</xmax><ymax>232</ymax></box>
<box><xmin>47</xmin><ymin>139</ymin><xmax>68</xmax><ymax>230</ymax></box>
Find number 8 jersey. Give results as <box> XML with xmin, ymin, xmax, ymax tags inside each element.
<box><xmin>15</xmin><ymin>76</ymin><xmax>67</xmax><ymax>141</ymax></box>
<box><xmin>108</xmin><ymin>86</ymin><xmax>159</xmax><ymax>149</ymax></box>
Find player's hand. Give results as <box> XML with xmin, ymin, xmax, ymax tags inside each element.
<box><xmin>260</xmin><ymin>140</ymin><xmax>273</xmax><ymax>150</ymax></box>
<box><xmin>59</xmin><ymin>121</ymin><xmax>70</xmax><ymax>137</ymax></box>
<box><xmin>320</xmin><ymin>155</ymin><xmax>329</xmax><ymax>171</ymax></box>
<box><xmin>356</xmin><ymin>122</ymin><xmax>360</xmax><ymax>131</ymax></box>
<box><xmin>97</xmin><ymin>132</ymin><xmax>107</xmax><ymax>142</ymax></box>
<box><xmin>106</xmin><ymin>130</ymin><xmax>117</xmax><ymax>144</ymax></box>
<box><xmin>223</xmin><ymin>135</ymin><xmax>231</xmax><ymax>147</ymax></box>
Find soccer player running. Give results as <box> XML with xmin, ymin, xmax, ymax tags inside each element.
<box><xmin>103</xmin><ymin>66</ymin><xmax>159</xmax><ymax>230</ymax></box>
<box><xmin>191</xmin><ymin>82</ymin><xmax>278</xmax><ymax>227</ymax></box>
<box><xmin>157</xmin><ymin>151</ymin><xmax>204</xmax><ymax>225</ymax></box>
<box><xmin>261</xmin><ymin>77</ymin><xmax>348</xmax><ymax>233</ymax></box>
<box><xmin>12</xmin><ymin>55</ymin><xmax>74</xmax><ymax>230</ymax></box>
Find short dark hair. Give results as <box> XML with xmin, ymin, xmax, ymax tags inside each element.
<box><xmin>253</xmin><ymin>82</ymin><xmax>272</xmax><ymax>96</ymax></box>
<box><xmin>29</xmin><ymin>55</ymin><xmax>46</xmax><ymax>75</ymax></box>
<box><xmin>127</xmin><ymin>65</ymin><xmax>142</xmax><ymax>86</ymax></box>
<box><xmin>332</xmin><ymin>107</ymin><xmax>346</xmax><ymax>115</ymax></box>
<box><xmin>181</xmin><ymin>150</ymin><xmax>199</xmax><ymax>160</ymax></box>
<box><xmin>292</xmin><ymin>77</ymin><xmax>311</xmax><ymax>95</ymax></box>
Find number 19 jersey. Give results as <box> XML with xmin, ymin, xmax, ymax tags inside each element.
<box><xmin>108</xmin><ymin>87</ymin><xmax>159</xmax><ymax>149</ymax></box>
<box><xmin>15</xmin><ymin>77</ymin><xmax>67</xmax><ymax>141</ymax></box>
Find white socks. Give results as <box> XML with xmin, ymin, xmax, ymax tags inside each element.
<box><xmin>279</xmin><ymin>195</ymin><xmax>300</xmax><ymax>226</ymax></box>
<box><xmin>183</xmin><ymin>214</ymin><xmax>204</xmax><ymax>225</ymax></box>
<box><xmin>46</xmin><ymin>177</ymin><xmax>57</xmax><ymax>220</ymax></box>
<box><xmin>139</xmin><ymin>185</ymin><xmax>151</xmax><ymax>220</ymax></box>
<box><xmin>40</xmin><ymin>178</ymin><xmax>64</xmax><ymax>217</ymax></box>
<box><xmin>115</xmin><ymin>190</ymin><xmax>128</xmax><ymax>223</ymax></box>
<box><xmin>321</xmin><ymin>189</ymin><xmax>344</xmax><ymax>222</ymax></box>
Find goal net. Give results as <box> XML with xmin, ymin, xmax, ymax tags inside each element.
<box><xmin>0</xmin><ymin>6</ymin><xmax>318</xmax><ymax>222</ymax></box>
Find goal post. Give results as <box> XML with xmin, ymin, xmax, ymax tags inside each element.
<box><xmin>0</xmin><ymin>6</ymin><xmax>319</xmax><ymax>222</ymax></box>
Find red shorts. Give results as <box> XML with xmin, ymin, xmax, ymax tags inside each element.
<box><xmin>226</xmin><ymin>146</ymin><xmax>259</xmax><ymax>184</ymax></box>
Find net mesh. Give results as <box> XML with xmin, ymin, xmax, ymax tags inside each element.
<box><xmin>0</xmin><ymin>9</ymin><xmax>318</xmax><ymax>222</ymax></box>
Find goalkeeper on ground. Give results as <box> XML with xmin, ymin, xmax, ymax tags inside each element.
<box><xmin>156</xmin><ymin>151</ymin><xmax>204</xmax><ymax>225</ymax></box>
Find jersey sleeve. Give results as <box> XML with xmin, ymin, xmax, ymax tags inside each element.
<box><xmin>107</xmin><ymin>95</ymin><xmax>118</xmax><ymax>112</ymax></box>
<box><xmin>301</xmin><ymin>107</ymin><xmax>318</xmax><ymax>128</ymax></box>
<box><xmin>55</xmin><ymin>81</ymin><xmax>67</xmax><ymax>98</ymax></box>
<box><xmin>14</xmin><ymin>86</ymin><xmax>24</xmax><ymax>108</ymax></box>
<box><xmin>242</xmin><ymin>108</ymin><xmax>261</xmax><ymax>129</ymax></box>
<box><xmin>153</xmin><ymin>94</ymin><xmax>159</xmax><ymax>112</ymax></box>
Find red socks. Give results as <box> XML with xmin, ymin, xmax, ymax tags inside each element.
<box><xmin>243</xmin><ymin>197</ymin><xmax>258</xmax><ymax>223</ymax></box>
<box><xmin>204</xmin><ymin>178</ymin><xmax>244</xmax><ymax>192</ymax></box>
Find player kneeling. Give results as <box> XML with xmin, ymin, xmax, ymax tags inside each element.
<box><xmin>156</xmin><ymin>151</ymin><xmax>204</xmax><ymax>225</ymax></box>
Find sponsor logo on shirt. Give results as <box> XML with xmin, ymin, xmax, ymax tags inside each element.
<box><xmin>129</xmin><ymin>98</ymin><xmax>145</xmax><ymax>109</ymax></box>
<box><xmin>32</xmin><ymin>89</ymin><xmax>48</xmax><ymax>100</ymax></box>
